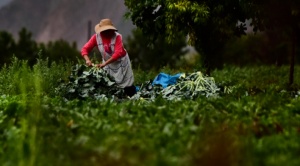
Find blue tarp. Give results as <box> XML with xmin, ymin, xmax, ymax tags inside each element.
<box><xmin>152</xmin><ymin>72</ymin><xmax>182</xmax><ymax>88</ymax></box>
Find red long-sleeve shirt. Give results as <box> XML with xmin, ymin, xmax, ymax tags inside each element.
<box><xmin>81</xmin><ymin>33</ymin><xmax>126</xmax><ymax>60</ymax></box>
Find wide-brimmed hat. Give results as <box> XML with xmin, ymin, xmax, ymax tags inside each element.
<box><xmin>94</xmin><ymin>19</ymin><xmax>117</xmax><ymax>34</ymax></box>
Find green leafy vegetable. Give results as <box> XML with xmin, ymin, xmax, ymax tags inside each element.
<box><xmin>131</xmin><ymin>71</ymin><xmax>220</xmax><ymax>101</ymax></box>
<box><xmin>56</xmin><ymin>64</ymin><xmax>125</xmax><ymax>100</ymax></box>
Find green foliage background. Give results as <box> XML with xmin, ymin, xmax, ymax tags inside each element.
<box><xmin>0</xmin><ymin>28</ymin><xmax>80</xmax><ymax>67</ymax></box>
<box><xmin>125</xmin><ymin>28</ymin><xmax>188</xmax><ymax>70</ymax></box>
<box><xmin>0</xmin><ymin>57</ymin><xmax>300</xmax><ymax>166</ymax></box>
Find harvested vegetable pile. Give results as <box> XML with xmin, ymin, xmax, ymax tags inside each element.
<box><xmin>56</xmin><ymin>64</ymin><xmax>125</xmax><ymax>100</ymax></box>
<box><xmin>57</xmin><ymin>65</ymin><xmax>220</xmax><ymax>101</ymax></box>
<box><xmin>131</xmin><ymin>71</ymin><xmax>220</xmax><ymax>101</ymax></box>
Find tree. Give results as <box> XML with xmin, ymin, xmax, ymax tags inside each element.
<box><xmin>0</xmin><ymin>29</ymin><xmax>81</xmax><ymax>67</ymax></box>
<box><xmin>222</xmin><ymin>33</ymin><xmax>292</xmax><ymax>66</ymax></box>
<box><xmin>242</xmin><ymin>0</ymin><xmax>300</xmax><ymax>85</ymax></box>
<box><xmin>124</xmin><ymin>0</ymin><xmax>248</xmax><ymax>74</ymax></box>
<box><xmin>39</xmin><ymin>40</ymin><xmax>80</xmax><ymax>64</ymax></box>
<box><xmin>15</xmin><ymin>28</ymin><xmax>38</xmax><ymax>66</ymax></box>
<box><xmin>125</xmin><ymin>28</ymin><xmax>187</xmax><ymax>70</ymax></box>
<box><xmin>0</xmin><ymin>31</ymin><xmax>16</xmax><ymax>65</ymax></box>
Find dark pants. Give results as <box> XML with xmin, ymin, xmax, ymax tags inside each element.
<box><xmin>124</xmin><ymin>85</ymin><xmax>137</xmax><ymax>97</ymax></box>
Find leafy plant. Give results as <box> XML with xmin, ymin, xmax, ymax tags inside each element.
<box><xmin>0</xmin><ymin>57</ymin><xmax>71</xmax><ymax>97</ymax></box>
<box><xmin>56</xmin><ymin>64</ymin><xmax>125</xmax><ymax>100</ymax></box>
<box><xmin>162</xmin><ymin>71</ymin><xmax>220</xmax><ymax>100</ymax></box>
<box><xmin>1</xmin><ymin>65</ymin><xmax>300</xmax><ymax>166</ymax></box>
<box><xmin>132</xmin><ymin>71</ymin><xmax>220</xmax><ymax>101</ymax></box>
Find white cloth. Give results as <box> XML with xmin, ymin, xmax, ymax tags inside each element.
<box><xmin>96</xmin><ymin>32</ymin><xmax>134</xmax><ymax>88</ymax></box>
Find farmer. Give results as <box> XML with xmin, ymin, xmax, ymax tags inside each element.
<box><xmin>81</xmin><ymin>18</ymin><xmax>136</xmax><ymax>97</ymax></box>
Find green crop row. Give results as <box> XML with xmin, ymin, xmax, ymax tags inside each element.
<box><xmin>0</xmin><ymin>58</ymin><xmax>300</xmax><ymax>166</ymax></box>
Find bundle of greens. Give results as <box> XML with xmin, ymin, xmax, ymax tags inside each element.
<box><xmin>57</xmin><ymin>65</ymin><xmax>219</xmax><ymax>101</ymax></box>
<box><xmin>130</xmin><ymin>81</ymin><xmax>164</xmax><ymax>101</ymax></box>
<box><xmin>56</xmin><ymin>64</ymin><xmax>125</xmax><ymax>100</ymax></box>
<box><xmin>131</xmin><ymin>71</ymin><xmax>220</xmax><ymax>101</ymax></box>
<box><xmin>161</xmin><ymin>71</ymin><xmax>220</xmax><ymax>100</ymax></box>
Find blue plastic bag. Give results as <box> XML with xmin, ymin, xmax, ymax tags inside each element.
<box><xmin>152</xmin><ymin>73</ymin><xmax>182</xmax><ymax>88</ymax></box>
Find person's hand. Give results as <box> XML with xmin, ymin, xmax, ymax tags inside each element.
<box><xmin>96</xmin><ymin>63</ymin><xmax>106</xmax><ymax>68</ymax></box>
<box><xmin>86</xmin><ymin>60</ymin><xmax>92</xmax><ymax>66</ymax></box>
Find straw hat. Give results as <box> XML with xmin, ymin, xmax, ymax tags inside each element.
<box><xmin>94</xmin><ymin>18</ymin><xmax>117</xmax><ymax>34</ymax></box>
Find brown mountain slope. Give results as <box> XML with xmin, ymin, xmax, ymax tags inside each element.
<box><xmin>0</xmin><ymin>0</ymin><xmax>135</xmax><ymax>49</ymax></box>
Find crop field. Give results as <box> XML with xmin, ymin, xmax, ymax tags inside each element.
<box><xmin>0</xmin><ymin>58</ymin><xmax>300</xmax><ymax>166</ymax></box>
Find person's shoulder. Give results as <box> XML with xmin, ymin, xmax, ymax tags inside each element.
<box><xmin>115</xmin><ymin>32</ymin><xmax>122</xmax><ymax>37</ymax></box>
<box><xmin>115</xmin><ymin>32</ymin><xmax>123</xmax><ymax>40</ymax></box>
<box><xmin>85</xmin><ymin>34</ymin><xmax>97</xmax><ymax>44</ymax></box>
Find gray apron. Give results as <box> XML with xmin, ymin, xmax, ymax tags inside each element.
<box><xmin>96</xmin><ymin>32</ymin><xmax>134</xmax><ymax>88</ymax></box>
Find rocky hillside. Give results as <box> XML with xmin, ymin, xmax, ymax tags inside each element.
<box><xmin>0</xmin><ymin>0</ymin><xmax>12</xmax><ymax>7</ymax></box>
<box><xmin>0</xmin><ymin>0</ymin><xmax>135</xmax><ymax>49</ymax></box>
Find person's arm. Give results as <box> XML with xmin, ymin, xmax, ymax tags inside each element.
<box><xmin>98</xmin><ymin>35</ymin><xmax>126</xmax><ymax>68</ymax></box>
<box><xmin>83</xmin><ymin>55</ymin><xmax>92</xmax><ymax>66</ymax></box>
<box><xmin>111</xmin><ymin>35</ymin><xmax>126</xmax><ymax>60</ymax></box>
<box><xmin>81</xmin><ymin>34</ymin><xmax>97</xmax><ymax>66</ymax></box>
<box><xmin>97</xmin><ymin>57</ymin><xmax>116</xmax><ymax>68</ymax></box>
